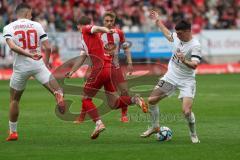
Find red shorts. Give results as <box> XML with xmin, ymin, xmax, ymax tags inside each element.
<box><xmin>84</xmin><ymin>66</ymin><xmax>116</xmax><ymax>97</ymax></box>
<box><xmin>111</xmin><ymin>67</ymin><xmax>126</xmax><ymax>85</ymax></box>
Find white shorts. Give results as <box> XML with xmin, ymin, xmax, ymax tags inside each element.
<box><xmin>155</xmin><ymin>75</ymin><xmax>196</xmax><ymax>99</ymax></box>
<box><xmin>10</xmin><ymin>65</ymin><xmax>52</xmax><ymax>91</ymax></box>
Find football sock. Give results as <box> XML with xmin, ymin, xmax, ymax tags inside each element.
<box><xmin>131</xmin><ymin>97</ymin><xmax>135</xmax><ymax>103</ymax></box>
<box><xmin>96</xmin><ymin>119</ymin><xmax>103</xmax><ymax>126</ymax></box>
<box><xmin>79</xmin><ymin>104</ymin><xmax>87</xmax><ymax>121</ymax></box>
<box><xmin>149</xmin><ymin>105</ymin><xmax>159</xmax><ymax>128</ymax></box>
<box><xmin>121</xmin><ymin>107</ymin><xmax>128</xmax><ymax>117</ymax></box>
<box><xmin>9</xmin><ymin>121</ymin><xmax>17</xmax><ymax>133</ymax></box>
<box><xmin>54</xmin><ymin>89</ymin><xmax>63</xmax><ymax>95</ymax></box>
<box><xmin>185</xmin><ymin>112</ymin><xmax>196</xmax><ymax>135</ymax></box>
<box><xmin>82</xmin><ymin>98</ymin><xmax>100</xmax><ymax>122</ymax></box>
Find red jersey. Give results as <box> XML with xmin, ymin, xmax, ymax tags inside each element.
<box><xmin>81</xmin><ymin>25</ymin><xmax>111</xmax><ymax>69</ymax></box>
<box><xmin>100</xmin><ymin>28</ymin><xmax>125</xmax><ymax>68</ymax></box>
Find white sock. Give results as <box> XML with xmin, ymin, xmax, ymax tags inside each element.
<box><xmin>96</xmin><ymin>120</ymin><xmax>103</xmax><ymax>125</ymax></box>
<box><xmin>54</xmin><ymin>89</ymin><xmax>63</xmax><ymax>96</ymax></box>
<box><xmin>185</xmin><ymin>112</ymin><xmax>196</xmax><ymax>135</ymax></box>
<box><xmin>149</xmin><ymin>105</ymin><xmax>159</xmax><ymax>128</ymax></box>
<box><xmin>9</xmin><ymin>121</ymin><xmax>17</xmax><ymax>133</ymax></box>
<box><xmin>131</xmin><ymin>97</ymin><xmax>135</xmax><ymax>103</ymax></box>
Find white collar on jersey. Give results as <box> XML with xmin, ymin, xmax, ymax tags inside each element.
<box><xmin>180</xmin><ymin>37</ymin><xmax>194</xmax><ymax>45</ymax></box>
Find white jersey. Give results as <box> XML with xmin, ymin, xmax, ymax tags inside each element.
<box><xmin>3</xmin><ymin>19</ymin><xmax>48</xmax><ymax>71</ymax></box>
<box><xmin>166</xmin><ymin>32</ymin><xmax>202</xmax><ymax>80</ymax></box>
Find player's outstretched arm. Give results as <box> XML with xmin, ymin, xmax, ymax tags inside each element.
<box><xmin>91</xmin><ymin>26</ymin><xmax>114</xmax><ymax>34</ymax></box>
<box><xmin>65</xmin><ymin>52</ymin><xmax>87</xmax><ymax>78</ymax></box>
<box><xmin>150</xmin><ymin>10</ymin><xmax>173</xmax><ymax>42</ymax></box>
<box><xmin>6</xmin><ymin>38</ymin><xmax>42</xmax><ymax>60</ymax></box>
<box><xmin>124</xmin><ymin>47</ymin><xmax>133</xmax><ymax>73</ymax></box>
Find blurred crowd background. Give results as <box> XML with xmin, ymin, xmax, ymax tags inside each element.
<box><xmin>1</xmin><ymin>0</ymin><xmax>240</xmax><ymax>34</ymax></box>
<box><xmin>1</xmin><ymin>0</ymin><xmax>240</xmax><ymax>70</ymax></box>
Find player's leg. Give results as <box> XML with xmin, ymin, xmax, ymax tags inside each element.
<box><xmin>73</xmin><ymin>66</ymin><xmax>92</xmax><ymax>124</ymax></box>
<box><xmin>7</xmin><ymin>88</ymin><xmax>24</xmax><ymax>141</ymax></box>
<box><xmin>82</xmin><ymin>93</ymin><xmax>105</xmax><ymax>140</ymax></box>
<box><xmin>118</xmin><ymin>81</ymin><xmax>129</xmax><ymax>96</ymax></box>
<box><xmin>7</xmin><ymin>71</ymin><xmax>30</xmax><ymax>141</ymax></box>
<box><xmin>115</xmin><ymin>68</ymin><xmax>129</xmax><ymax>123</ymax></box>
<box><xmin>114</xmin><ymin>67</ymin><xmax>129</xmax><ymax>122</ymax></box>
<box><xmin>106</xmin><ymin>67</ymin><xmax>148</xmax><ymax>113</ymax></box>
<box><xmin>74</xmin><ymin>68</ymin><xmax>103</xmax><ymax>124</ymax></box>
<box><xmin>43</xmin><ymin>79</ymin><xmax>65</xmax><ymax>114</ymax></box>
<box><xmin>81</xmin><ymin>86</ymin><xmax>101</xmax><ymax>123</ymax></box>
<box><xmin>80</xmin><ymin>69</ymin><xmax>105</xmax><ymax>139</ymax></box>
<box><xmin>118</xmin><ymin>82</ymin><xmax>130</xmax><ymax>122</ymax></box>
<box><xmin>117</xmin><ymin>80</ymin><xmax>129</xmax><ymax>119</ymax></box>
<box><xmin>104</xmin><ymin>84</ymin><xmax>148</xmax><ymax>114</ymax></box>
<box><xmin>33</xmin><ymin>66</ymin><xmax>65</xmax><ymax>114</ymax></box>
<box><xmin>114</xmin><ymin>67</ymin><xmax>128</xmax><ymax>96</ymax></box>
<box><xmin>141</xmin><ymin>79</ymin><xmax>175</xmax><ymax>138</ymax></box>
<box><xmin>140</xmin><ymin>87</ymin><xmax>166</xmax><ymax>137</ymax></box>
<box><xmin>179</xmin><ymin>81</ymin><xmax>200</xmax><ymax>143</ymax></box>
<box><xmin>181</xmin><ymin>97</ymin><xmax>199</xmax><ymax>143</ymax></box>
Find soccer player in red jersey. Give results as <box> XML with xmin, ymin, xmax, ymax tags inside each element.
<box><xmin>66</xmin><ymin>16</ymin><xmax>148</xmax><ymax>139</ymax></box>
<box><xmin>100</xmin><ymin>11</ymin><xmax>133</xmax><ymax>123</ymax></box>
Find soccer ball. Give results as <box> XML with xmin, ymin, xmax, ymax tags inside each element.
<box><xmin>156</xmin><ymin>126</ymin><xmax>173</xmax><ymax>141</ymax></box>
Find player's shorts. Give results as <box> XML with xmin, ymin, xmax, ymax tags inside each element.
<box><xmin>10</xmin><ymin>65</ymin><xmax>52</xmax><ymax>91</ymax></box>
<box><xmin>111</xmin><ymin>66</ymin><xmax>126</xmax><ymax>85</ymax></box>
<box><xmin>155</xmin><ymin>75</ymin><xmax>196</xmax><ymax>99</ymax></box>
<box><xmin>83</xmin><ymin>66</ymin><xmax>116</xmax><ymax>98</ymax></box>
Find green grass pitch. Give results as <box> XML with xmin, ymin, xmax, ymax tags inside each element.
<box><xmin>0</xmin><ymin>74</ymin><xmax>239</xmax><ymax>160</ymax></box>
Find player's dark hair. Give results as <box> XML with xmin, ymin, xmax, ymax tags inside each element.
<box><xmin>77</xmin><ymin>16</ymin><xmax>91</xmax><ymax>25</ymax></box>
<box><xmin>16</xmin><ymin>3</ymin><xmax>31</xmax><ymax>14</ymax></box>
<box><xmin>103</xmin><ymin>11</ymin><xmax>116</xmax><ymax>20</ymax></box>
<box><xmin>175</xmin><ymin>20</ymin><xmax>191</xmax><ymax>31</ymax></box>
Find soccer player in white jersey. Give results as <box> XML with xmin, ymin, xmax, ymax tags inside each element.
<box><xmin>3</xmin><ymin>3</ymin><xmax>65</xmax><ymax>141</ymax></box>
<box><xmin>140</xmin><ymin>10</ymin><xmax>201</xmax><ymax>143</ymax></box>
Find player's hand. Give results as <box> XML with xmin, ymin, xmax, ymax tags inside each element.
<box><xmin>176</xmin><ymin>52</ymin><xmax>185</xmax><ymax>63</ymax></box>
<box><xmin>46</xmin><ymin>63</ymin><xmax>51</xmax><ymax>69</ymax></box>
<box><xmin>65</xmin><ymin>71</ymin><xmax>74</xmax><ymax>78</ymax></box>
<box><xmin>104</xmin><ymin>42</ymin><xmax>116</xmax><ymax>56</ymax></box>
<box><xmin>31</xmin><ymin>52</ymin><xmax>42</xmax><ymax>60</ymax></box>
<box><xmin>109</xmin><ymin>29</ymin><xmax>116</xmax><ymax>34</ymax></box>
<box><xmin>150</xmin><ymin>10</ymin><xmax>160</xmax><ymax>21</ymax></box>
<box><xmin>127</xmin><ymin>63</ymin><xmax>133</xmax><ymax>75</ymax></box>
<box><xmin>104</xmin><ymin>42</ymin><xmax>116</xmax><ymax>51</ymax></box>
<box><xmin>122</xmin><ymin>41</ymin><xmax>132</xmax><ymax>49</ymax></box>
<box><xmin>44</xmin><ymin>61</ymin><xmax>51</xmax><ymax>69</ymax></box>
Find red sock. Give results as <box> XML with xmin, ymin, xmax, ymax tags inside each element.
<box><xmin>79</xmin><ymin>105</ymin><xmax>87</xmax><ymax>121</ymax></box>
<box><xmin>82</xmin><ymin>98</ymin><xmax>100</xmax><ymax>122</ymax></box>
<box><xmin>120</xmin><ymin>93</ymin><xmax>129</xmax><ymax>117</ymax></box>
<box><xmin>115</xmin><ymin>96</ymin><xmax>133</xmax><ymax>109</ymax></box>
<box><xmin>121</xmin><ymin>107</ymin><xmax>128</xmax><ymax>117</ymax></box>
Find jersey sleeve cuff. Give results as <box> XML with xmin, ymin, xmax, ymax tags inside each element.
<box><xmin>90</xmin><ymin>26</ymin><xmax>97</xmax><ymax>34</ymax></box>
<box><xmin>3</xmin><ymin>34</ymin><xmax>13</xmax><ymax>39</ymax></box>
<box><xmin>40</xmin><ymin>34</ymin><xmax>48</xmax><ymax>42</ymax></box>
<box><xmin>191</xmin><ymin>57</ymin><xmax>201</xmax><ymax>62</ymax></box>
<box><xmin>80</xmin><ymin>50</ymin><xmax>88</xmax><ymax>56</ymax></box>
